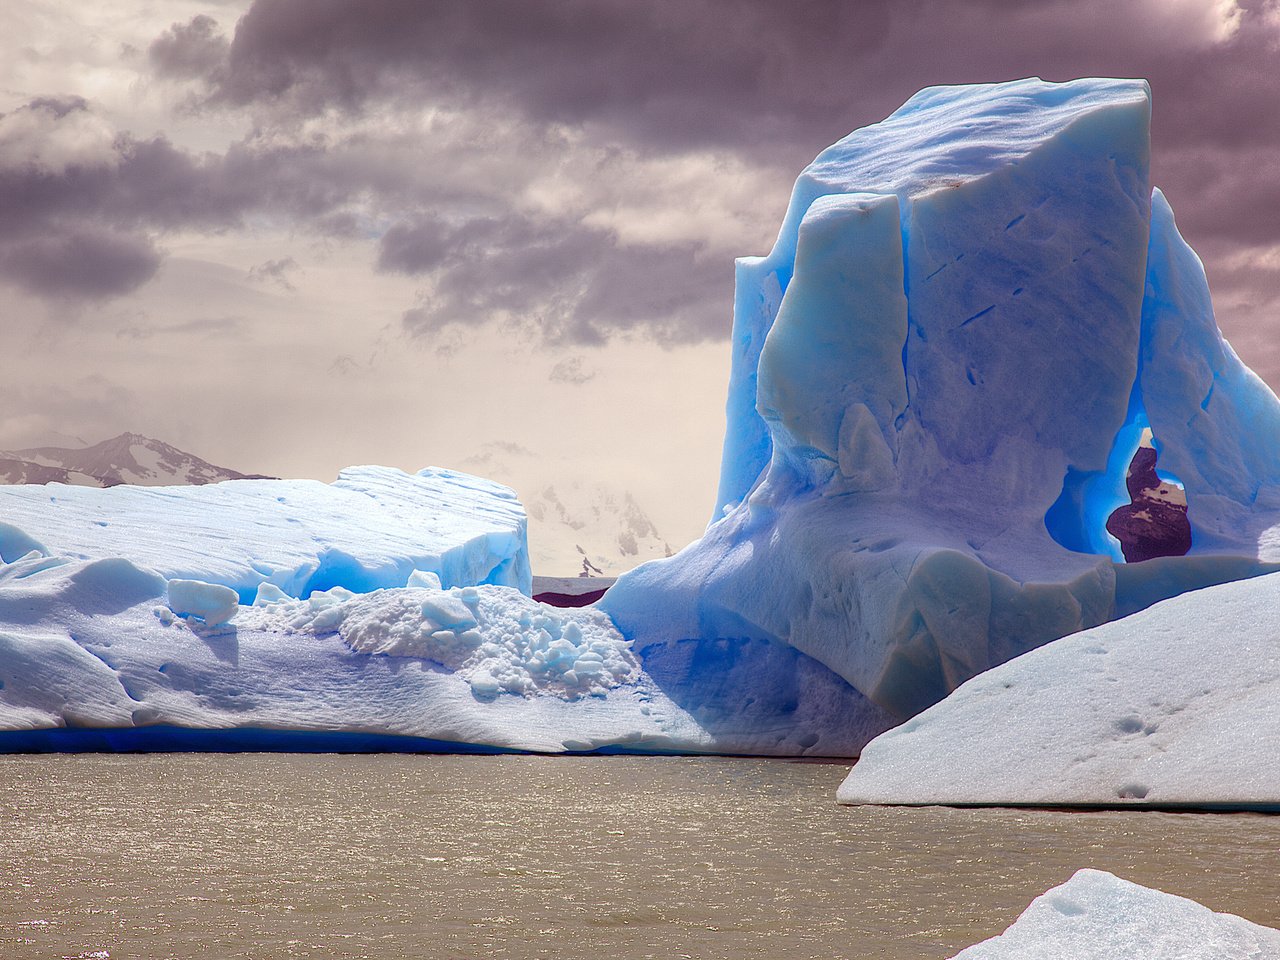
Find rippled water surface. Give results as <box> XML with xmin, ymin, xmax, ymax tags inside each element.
<box><xmin>2</xmin><ymin>754</ymin><xmax>1278</xmax><ymax>959</ymax></box>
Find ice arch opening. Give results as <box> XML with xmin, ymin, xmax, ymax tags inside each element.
<box><xmin>1106</xmin><ymin>430</ymin><xmax>1191</xmax><ymax>563</ymax></box>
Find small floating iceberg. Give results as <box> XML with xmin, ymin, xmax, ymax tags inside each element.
<box><xmin>949</xmin><ymin>869</ymin><xmax>1280</xmax><ymax>959</ymax></box>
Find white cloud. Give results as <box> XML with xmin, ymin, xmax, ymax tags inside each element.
<box><xmin>0</xmin><ymin>100</ymin><xmax>118</xmax><ymax>173</ymax></box>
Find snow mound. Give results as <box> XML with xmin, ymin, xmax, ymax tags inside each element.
<box><xmin>603</xmin><ymin>77</ymin><xmax>1280</xmax><ymax>753</ymax></box>
<box><xmin>838</xmin><ymin>572</ymin><xmax>1280</xmax><ymax>808</ymax></box>
<box><xmin>241</xmin><ymin>584</ymin><xmax>639</xmax><ymax>699</ymax></box>
<box><xmin>950</xmin><ymin>869</ymin><xmax>1280</xmax><ymax>959</ymax></box>
<box><xmin>167</xmin><ymin>579</ymin><xmax>239</xmax><ymax>627</ymax></box>
<box><xmin>0</xmin><ymin>465</ymin><xmax>531</xmax><ymax>601</ymax></box>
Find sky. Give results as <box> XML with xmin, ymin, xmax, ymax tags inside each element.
<box><xmin>2</xmin><ymin>0</ymin><xmax>1279</xmax><ymax>571</ymax></box>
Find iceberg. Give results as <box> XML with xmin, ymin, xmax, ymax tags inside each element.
<box><xmin>5</xmin><ymin>77</ymin><xmax>1280</xmax><ymax>757</ymax></box>
<box><xmin>949</xmin><ymin>869</ymin><xmax>1280</xmax><ymax>959</ymax></box>
<box><xmin>603</xmin><ymin>77</ymin><xmax>1280</xmax><ymax>750</ymax></box>
<box><xmin>838</xmin><ymin>571</ymin><xmax>1280</xmax><ymax>808</ymax></box>
<box><xmin>0</xmin><ymin>465</ymin><xmax>532</xmax><ymax>600</ymax></box>
<box><xmin>0</xmin><ymin>550</ymin><xmax>877</xmax><ymax>753</ymax></box>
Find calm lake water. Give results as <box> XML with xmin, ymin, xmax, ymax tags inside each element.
<box><xmin>2</xmin><ymin>754</ymin><xmax>1278</xmax><ymax>959</ymax></box>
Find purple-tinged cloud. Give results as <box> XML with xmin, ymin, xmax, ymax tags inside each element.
<box><xmin>149</xmin><ymin>15</ymin><xmax>231</xmax><ymax>82</ymax></box>
<box><xmin>0</xmin><ymin>228</ymin><xmax>161</xmax><ymax>300</ymax></box>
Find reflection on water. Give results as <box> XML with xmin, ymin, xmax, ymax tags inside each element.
<box><xmin>2</xmin><ymin>755</ymin><xmax>1278</xmax><ymax>959</ymax></box>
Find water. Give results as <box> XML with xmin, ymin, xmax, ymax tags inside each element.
<box><xmin>2</xmin><ymin>755</ymin><xmax>1277</xmax><ymax>959</ymax></box>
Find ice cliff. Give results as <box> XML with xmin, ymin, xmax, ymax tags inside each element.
<box><xmin>0</xmin><ymin>465</ymin><xmax>532</xmax><ymax>600</ymax></box>
<box><xmin>604</xmin><ymin>77</ymin><xmax>1280</xmax><ymax>743</ymax></box>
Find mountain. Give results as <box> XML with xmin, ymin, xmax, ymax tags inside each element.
<box><xmin>0</xmin><ymin>433</ymin><xmax>274</xmax><ymax>488</ymax></box>
<box><xmin>462</xmin><ymin>442</ymin><xmax>673</xmax><ymax>576</ymax></box>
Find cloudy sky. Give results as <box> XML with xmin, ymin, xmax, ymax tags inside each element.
<box><xmin>2</xmin><ymin>0</ymin><xmax>1278</xmax><ymax>566</ymax></box>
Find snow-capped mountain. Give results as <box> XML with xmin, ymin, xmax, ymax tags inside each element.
<box><xmin>463</xmin><ymin>442</ymin><xmax>673</xmax><ymax>576</ymax></box>
<box><xmin>0</xmin><ymin>433</ymin><xmax>273</xmax><ymax>487</ymax></box>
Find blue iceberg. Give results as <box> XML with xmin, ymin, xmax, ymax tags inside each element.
<box><xmin>603</xmin><ymin>77</ymin><xmax>1280</xmax><ymax>745</ymax></box>
<box><xmin>4</xmin><ymin>77</ymin><xmax>1280</xmax><ymax>757</ymax></box>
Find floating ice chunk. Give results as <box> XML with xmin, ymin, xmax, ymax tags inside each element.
<box><xmin>949</xmin><ymin>869</ymin><xmax>1280</xmax><ymax>959</ymax></box>
<box><xmin>166</xmin><ymin>579</ymin><xmax>239</xmax><ymax>627</ymax></box>
<box><xmin>838</xmin><ymin>572</ymin><xmax>1280</xmax><ymax>808</ymax></box>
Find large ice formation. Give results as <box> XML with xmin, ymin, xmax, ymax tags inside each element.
<box><xmin>0</xmin><ymin>466</ymin><xmax>532</xmax><ymax>600</ymax></box>
<box><xmin>948</xmin><ymin>869</ymin><xmax>1280</xmax><ymax>959</ymax></box>
<box><xmin>837</xmin><ymin>571</ymin><xmax>1280</xmax><ymax>808</ymax></box>
<box><xmin>0</xmin><ymin>551</ymin><xmax>875</xmax><ymax>753</ymax></box>
<box><xmin>4</xmin><ymin>77</ymin><xmax>1280</xmax><ymax>757</ymax></box>
<box><xmin>603</xmin><ymin>77</ymin><xmax>1280</xmax><ymax>750</ymax></box>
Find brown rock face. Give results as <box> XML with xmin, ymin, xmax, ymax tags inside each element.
<box><xmin>1105</xmin><ymin>445</ymin><xmax>1192</xmax><ymax>562</ymax></box>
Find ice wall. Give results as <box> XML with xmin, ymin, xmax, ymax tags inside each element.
<box><xmin>606</xmin><ymin>77</ymin><xmax>1280</xmax><ymax>743</ymax></box>
<box><xmin>0</xmin><ymin>466</ymin><xmax>532</xmax><ymax>601</ymax></box>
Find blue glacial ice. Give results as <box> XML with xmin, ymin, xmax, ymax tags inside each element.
<box><xmin>603</xmin><ymin>76</ymin><xmax>1280</xmax><ymax>744</ymax></box>
<box><xmin>4</xmin><ymin>77</ymin><xmax>1280</xmax><ymax>757</ymax></box>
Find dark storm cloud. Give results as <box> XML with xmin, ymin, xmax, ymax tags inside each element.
<box><xmin>0</xmin><ymin>228</ymin><xmax>161</xmax><ymax>300</ymax></box>
<box><xmin>384</xmin><ymin>212</ymin><xmax>728</xmax><ymax>344</ymax></box>
<box><xmin>196</xmin><ymin>0</ymin><xmax>1280</xmax><ymax>287</ymax></box>
<box><xmin>149</xmin><ymin>14</ymin><xmax>231</xmax><ymax>81</ymax></box>
<box><xmin>15</xmin><ymin>1</ymin><xmax>1279</xmax><ymax>361</ymax></box>
<box><xmin>0</xmin><ymin>93</ymin><xmax>428</xmax><ymax>306</ymax></box>
<box><xmin>202</xmin><ymin>0</ymin><xmax>893</xmax><ymax>155</ymax></box>
<box><xmin>0</xmin><ymin>96</ymin><xmax>250</xmax><ymax>303</ymax></box>
<box><xmin>196</xmin><ymin>1</ymin><xmax>1274</xmax><ymax>162</ymax></box>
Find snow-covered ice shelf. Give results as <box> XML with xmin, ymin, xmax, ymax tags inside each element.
<box><xmin>0</xmin><ymin>465</ymin><xmax>532</xmax><ymax>600</ymax></box>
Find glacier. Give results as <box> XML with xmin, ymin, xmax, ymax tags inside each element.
<box><xmin>602</xmin><ymin>76</ymin><xmax>1280</xmax><ymax>747</ymax></box>
<box><xmin>837</xmin><ymin>571</ymin><xmax>1280</xmax><ymax>809</ymax></box>
<box><xmin>948</xmin><ymin>869</ymin><xmax>1280</xmax><ymax>959</ymax></box>
<box><xmin>4</xmin><ymin>77</ymin><xmax>1280</xmax><ymax>758</ymax></box>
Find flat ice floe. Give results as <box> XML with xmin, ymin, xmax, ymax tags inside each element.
<box><xmin>0</xmin><ymin>551</ymin><xmax>877</xmax><ymax>755</ymax></box>
<box><xmin>0</xmin><ymin>465</ymin><xmax>531</xmax><ymax>600</ymax></box>
<box><xmin>950</xmin><ymin>869</ymin><xmax>1280</xmax><ymax>959</ymax></box>
<box><xmin>838</xmin><ymin>572</ymin><xmax>1280</xmax><ymax>808</ymax></box>
<box><xmin>0</xmin><ymin>553</ymin><xmax>695</xmax><ymax>752</ymax></box>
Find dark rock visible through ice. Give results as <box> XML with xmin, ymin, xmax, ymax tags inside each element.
<box><xmin>1106</xmin><ymin>445</ymin><xmax>1192</xmax><ymax>563</ymax></box>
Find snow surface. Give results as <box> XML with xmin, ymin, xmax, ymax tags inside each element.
<box><xmin>0</xmin><ymin>465</ymin><xmax>532</xmax><ymax>601</ymax></box>
<box><xmin>950</xmin><ymin>869</ymin><xmax>1280</xmax><ymax>959</ymax></box>
<box><xmin>838</xmin><ymin>572</ymin><xmax>1280</xmax><ymax>808</ymax></box>
<box><xmin>603</xmin><ymin>77</ymin><xmax>1280</xmax><ymax>752</ymax></box>
<box><xmin>0</xmin><ymin>551</ymin><xmax>877</xmax><ymax>754</ymax></box>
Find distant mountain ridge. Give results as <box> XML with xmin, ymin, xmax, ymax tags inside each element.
<box><xmin>0</xmin><ymin>433</ymin><xmax>274</xmax><ymax>487</ymax></box>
